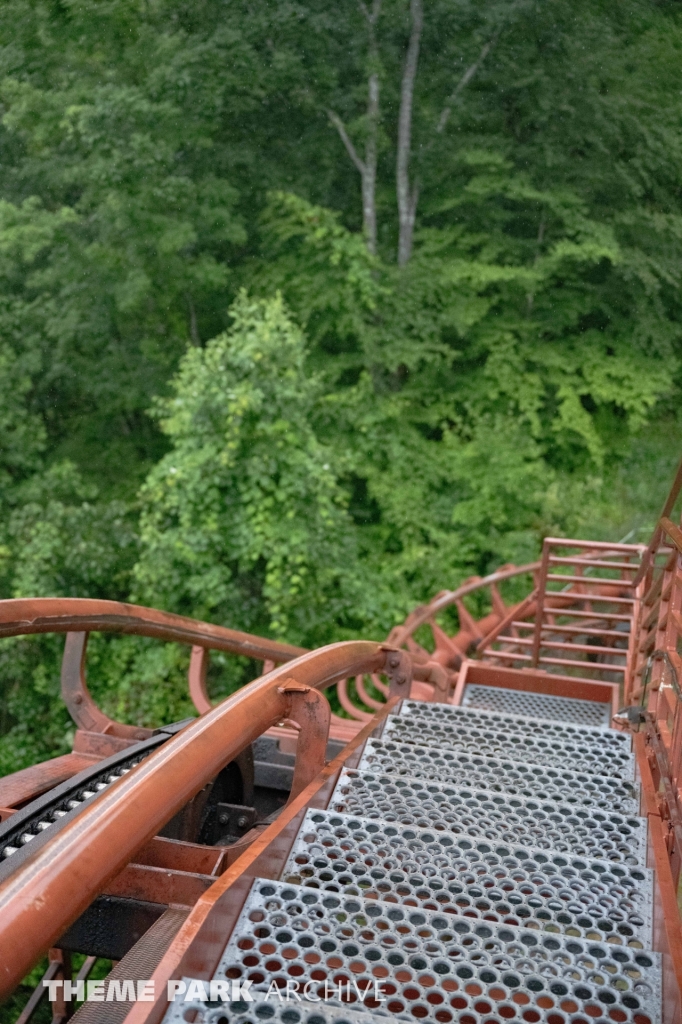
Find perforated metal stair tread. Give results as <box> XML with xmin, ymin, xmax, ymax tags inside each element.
<box><xmin>215</xmin><ymin>879</ymin><xmax>661</xmax><ymax>1024</ymax></box>
<box><xmin>327</xmin><ymin>770</ymin><xmax>646</xmax><ymax>866</ymax></box>
<box><xmin>383</xmin><ymin>704</ymin><xmax>634</xmax><ymax>780</ymax></box>
<box><xmin>282</xmin><ymin>809</ymin><xmax>653</xmax><ymax>948</ymax></box>
<box><xmin>358</xmin><ymin>740</ymin><xmax>640</xmax><ymax>816</ymax></box>
<box><xmin>164</xmin><ymin>992</ymin><xmax>388</xmax><ymax>1024</ymax></box>
<box><xmin>462</xmin><ymin>686</ymin><xmax>611</xmax><ymax>729</ymax></box>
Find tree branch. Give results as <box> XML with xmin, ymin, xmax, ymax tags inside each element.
<box><xmin>362</xmin><ymin>72</ymin><xmax>380</xmax><ymax>253</ymax></box>
<box><xmin>396</xmin><ymin>0</ymin><xmax>423</xmax><ymax>266</ymax></box>
<box><xmin>437</xmin><ymin>31</ymin><xmax>500</xmax><ymax>134</ymax></box>
<box><xmin>358</xmin><ymin>0</ymin><xmax>382</xmax><ymax>27</ymax></box>
<box><xmin>327</xmin><ymin>109</ymin><xmax>366</xmax><ymax>176</ymax></box>
<box><xmin>327</xmin><ymin>0</ymin><xmax>383</xmax><ymax>254</ymax></box>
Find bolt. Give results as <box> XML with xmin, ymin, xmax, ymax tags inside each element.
<box><xmin>237</xmin><ymin>815</ymin><xmax>249</xmax><ymax>829</ymax></box>
<box><xmin>395</xmin><ymin>674</ymin><xmax>407</xmax><ymax>686</ymax></box>
<box><xmin>388</xmin><ymin>654</ymin><xmax>401</xmax><ymax>669</ymax></box>
<box><xmin>218</xmin><ymin>812</ymin><xmax>230</xmax><ymax>825</ymax></box>
<box><xmin>73</xmin><ymin>694</ymin><xmax>83</xmax><ymax>704</ymax></box>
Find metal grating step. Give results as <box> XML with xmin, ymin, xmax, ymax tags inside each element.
<box><xmin>358</xmin><ymin>739</ymin><xmax>641</xmax><ymax>816</ymax></box>
<box><xmin>215</xmin><ymin>879</ymin><xmax>661</xmax><ymax>1024</ymax></box>
<box><xmin>384</xmin><ymin>704</ymin><xmax>634</xmax><ymax>779</ymax></box>
<box><xmin>328</xmin><ymin>770</ymin><xmax>647</xmax><ymax>866</ymax></box>
<box><xmin>282</xmin><ymin>809</ymin><xmax>653</xmax><ymax>948</ymax></box>
<box><xmin>164</xmin><ymin>990</ymin><xmax>388</xmax><ymax>1024</ymax></box>
<box><xmin>462</xmin><ymin>686</ymin><xmax>611</xmax><ymax>729</ymax></box>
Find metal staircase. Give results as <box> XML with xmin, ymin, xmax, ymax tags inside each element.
<box><xmin>168</xmin><ymin>691</ymin><xmax>658</xmax><ymax>1024</ymax></box>
<box><xmin>4</xmin><ymin>465</ymin><xmax>682</xmax><ymax>1024</ymax></box>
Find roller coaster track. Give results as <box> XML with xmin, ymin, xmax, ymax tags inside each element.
<box><xmin>2</xmin><ymin>460</ymin><xmax>682</xmax><ymax>1024</ymax></box>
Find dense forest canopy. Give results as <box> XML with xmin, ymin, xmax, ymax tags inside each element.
<box><xmin>0</xmin><ymin>0</ymin><xmax>681</xmax><ymax>772</ymax></box>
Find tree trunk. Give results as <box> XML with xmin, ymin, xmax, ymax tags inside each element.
<box><xmin>396</xmin><ymin>0</ymin><xmax>423</xmax><ymax>266</ymax></box>
<box><xmin>362</xmin><ymin>73</ymin><xmax>379</xmax><ymax>253</ymax></box>
<box><xmin>329</xmin><ymin>0</ymin><xmax>382</xmax><ymax>255</ymax></box>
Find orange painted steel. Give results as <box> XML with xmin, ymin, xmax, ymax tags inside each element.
<box><xmin>451</xmin><ymin>658</ymin><xmax>620</xmax><ymax>716</ymax></box>
<box><xmin>634</xmin><ymin>454</ymin><xmax>682</xmax><ymax>587</ymax></box>
<box><xmin>386</xmin><ymin>562</ymin><xmax>541</xmax><ymax>652</ymax></box>
<box><xmin>0</xmin><ymin>640</ymin><xmax>394</xmax><ymax>998</ymax></box>
<box><xmin>626</xmin><ymin>463</ymin><xmax>682</xmax><ymax>904</ymax></box>
<box><xmin>123</xmin><ymin>696</ymin><xmax>401</xmax><ymax>1024</ymax></box>
<box><xmin>61</xmin><ymin>630</ymin><xmax>152</xmax><ymax>740</ymax></box>
<box><xmin>0</xmin><ymin>596</ymin><xmax>447</xmax><ymax>742</ymax></box>
<box><xmin>0</xmin><ymin>752</ymin><xmax>99</xmax><ymax>808</ymax></box>
<box><xmin>6</xmin><ymin>460</ymin><xmax>682</xmax><ymax>1021</ymax></box>
<box><xmin>0</xmin><ymin>597</ymin><xmax>306</xmax><ymax>660</ymax></box>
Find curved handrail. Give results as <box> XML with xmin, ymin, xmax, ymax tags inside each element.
<box><xmin>0</xmin><ymin>598</ymin><xmax>306</xmax><ymax>661</ymax></box>
<box><xmin>634</xmin><ymin>454</ymin><xmax>682</xmax><ymax>586</ymax></box>
<box><xmin>0</xmin><ymin>639</ymin><xmax>405</xmax><ymax>998</ymax></box>
<box><xmin>386</xmin><ymin>561</ymin><xmax>540</xmax><ymax>649</ymax></box>
<box><xmin>0</xmin><ymin>550</ymin><xmax>632</xmax><ymax>733</ymax></box>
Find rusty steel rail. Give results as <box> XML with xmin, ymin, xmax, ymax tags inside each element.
<box><xmin>386</xmin><ymin>561</ymin><xmax>541</xmax><ymax>649</ymax></box>
<box><xmin>125</xmin><ymin>694</ymin><xmax>402</xmax><ymax>1024</ymax></box>
<box><xmin>634</xmin><ymin>454</ymin><xmax>682</xmax><ymax>587</ymax></box>
<box><xmin>0</xmin><ymin>598</ymin><xmax>306</xmax><ymax>661</ymax></box>
<box><xmin>0</xmin><ymin>598</ymin><xmax>442</xmax><ymax>762</ymax></box>
<box><xmin>0</xmin><ymin>639</ymin><xmax>409</xmax><ymax>998</ymax></box>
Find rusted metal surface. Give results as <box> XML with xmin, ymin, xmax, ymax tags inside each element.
<box><xmin>635</xmin><ymin>733</ymin><xmax>682</xmax><ymax>1024</ymax></box>
<box><xmin>133</xmin><ymin>837</ymin><xmax>226</xmax><ymax>876</ymax></box>
<box><xmin>188</xmin><ymin>645</ymin><xmax>211</xmax><ymax>714</ymax></box>
<box><xmin>103</xmin><ymin>860</ymin><xmax>217</xmax><ymax>908</ymax></box>
<box><xmin>453</xmin><ymin>659</ymin><xmax>619</xmax><ymax>707</ymax></box>
<box><xmin>0</xmin><ymin>752</ymin><xmax>99</xmax><ymax>808</ymax></box>
<box><xmin>7</xmin><ymin>462</ymin><xmax>682</xmax><ymax>1023</ymax></box>
<box><xmin>15</xmin><ymin>957</ymin><xmax>63</xmax><ymax>1024</ymax></box>
<box><xmin>386</xmin><ymin>562</ymin><xmax>542</xmax><ymax>650</ymax></box>
<box><xmin>61</xmin><ymin>631</ymin><xmax>152</xmax><ymax>740</ymax></box>
<box><xmin>122</xmin><ymin>697</ymin><xmax>399</xmax><ymax>1024</ymax></box>
<box><xmin>275</xmin><ymin>680</ymin><xmax>330</xmax><ymax>799</ymax></box>
<box><xmin>0</xmin><ymin>640</ymin><xmax>389</xmax><ymax>998</ymax></box>
<box><xmin>0</xmin><ymin>597</ymin><xmax>306</xmax><ymax>659</ymax></box>
<box><xmin>634</xmin><ymin>455</ymin><xmax>682</xmax><ymax>587</ymax></box>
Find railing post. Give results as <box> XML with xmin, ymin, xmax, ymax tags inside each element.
<box><xmin>278</xmin><ymin>680</ymin><xmax>331</xmax><ymax>800</ymax></box>
<box><xmin>61</xmin><ymin>632</ymin><xmax>149</xmax><ymax>741</ymax></box>
<box><xmin>530</xmin><ymin>539</ymin><xmax>551</xmax><ymax>668</ymax></box>
<box><xmin>188</xmin><ymin>645</ymin><xmax>211</xmax><ymax>715</ymax></box>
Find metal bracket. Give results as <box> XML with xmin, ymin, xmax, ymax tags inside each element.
<box><xmin>278</xmin><ymin>680</ymin><xmax>331</xmax><ymax>800</ymax></box>
<box><xmin>380</xmin><ymin>646</ymin><xmax>413</xmax><ymax>699</ymax></box>
<box><xmin>61</xmin><ymin>632</ymin><xmax>151</xmax><ymax>741</ymax></box>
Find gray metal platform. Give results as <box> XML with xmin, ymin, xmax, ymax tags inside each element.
<box><xmin>383</xmin><ymin>703</ymin><xmax>635</xmax><ymax>779</ymax></box>
<box><xmin>163</xmin><ymin>684</ymin><xmax>659</xmax><ymax>1024</ymax></box>
<box><xmin>462</xmin><ymin>684</ymin><xmax>612</xmax><ymax>728</ymax></box>
<box><xmin>283</xmin><ymin>808</ymin><xmax>653</xmax><ymax>947</ymax></box>
<box><xmin>328</xmin><ymin>769</ymin><xmax>647</xmax><ymax>865</ymax></box>
<box><xmin>358</xmin><ymin>738</ymin><xmax>641</xmax><ymax>815</ymax></box>
<box><xmin>214</xmin><ymin>880</ymin><xmax>661</xmax><ymax>1023</ymax></box>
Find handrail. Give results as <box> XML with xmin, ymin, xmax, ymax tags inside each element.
<box><xmin>634</xmin><ymin>455</ymin><xmax>682</xmax><ymax>586</ymax></box>
<box><xmin>386</xmin><ymin>561</ymin><xmax>541</xmax><ymax>647</ymax></box>
<box><xmin>0</xmin><ymin>639</ymin><xmax>405</xmax><ymax>998</ymax></box>
<box><xmin>387</xmin><ymin>544</ymin><xmax>638</xmax><ymax>655</ymax></box>
<box><xmin>661</xmin><ymin>517</ymin><xmax>682</xmax><ymax>558</ymax></box>
<box><xmin>125</xmin><ymin>695</ymin><xmax>403</xmax><ymax>1024</ymax></box>
<box><xmin>475</xmin><ymin>588</ymin><xmax>538</xmax><ymax>654</ymax></box>
<box><xmin>0</xmin><ymin>597</ymin><xmax>305</xmax><ymax>660</ymax></box>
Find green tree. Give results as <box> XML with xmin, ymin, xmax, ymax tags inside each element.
<box><xmin>0</xmin><ymin>0</ymin><xmax>681</xmax><ymax>779</ymax></box>
<box><xmin>134</xmin><ymin>291</ymin><xmax>385</xmax><ymax>646</ymax></box>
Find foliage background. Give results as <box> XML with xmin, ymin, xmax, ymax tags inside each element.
<box><xmin>0</xmin><ymin>0</ymin><xmax>681</xmax><ymax>781</ymax></box>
